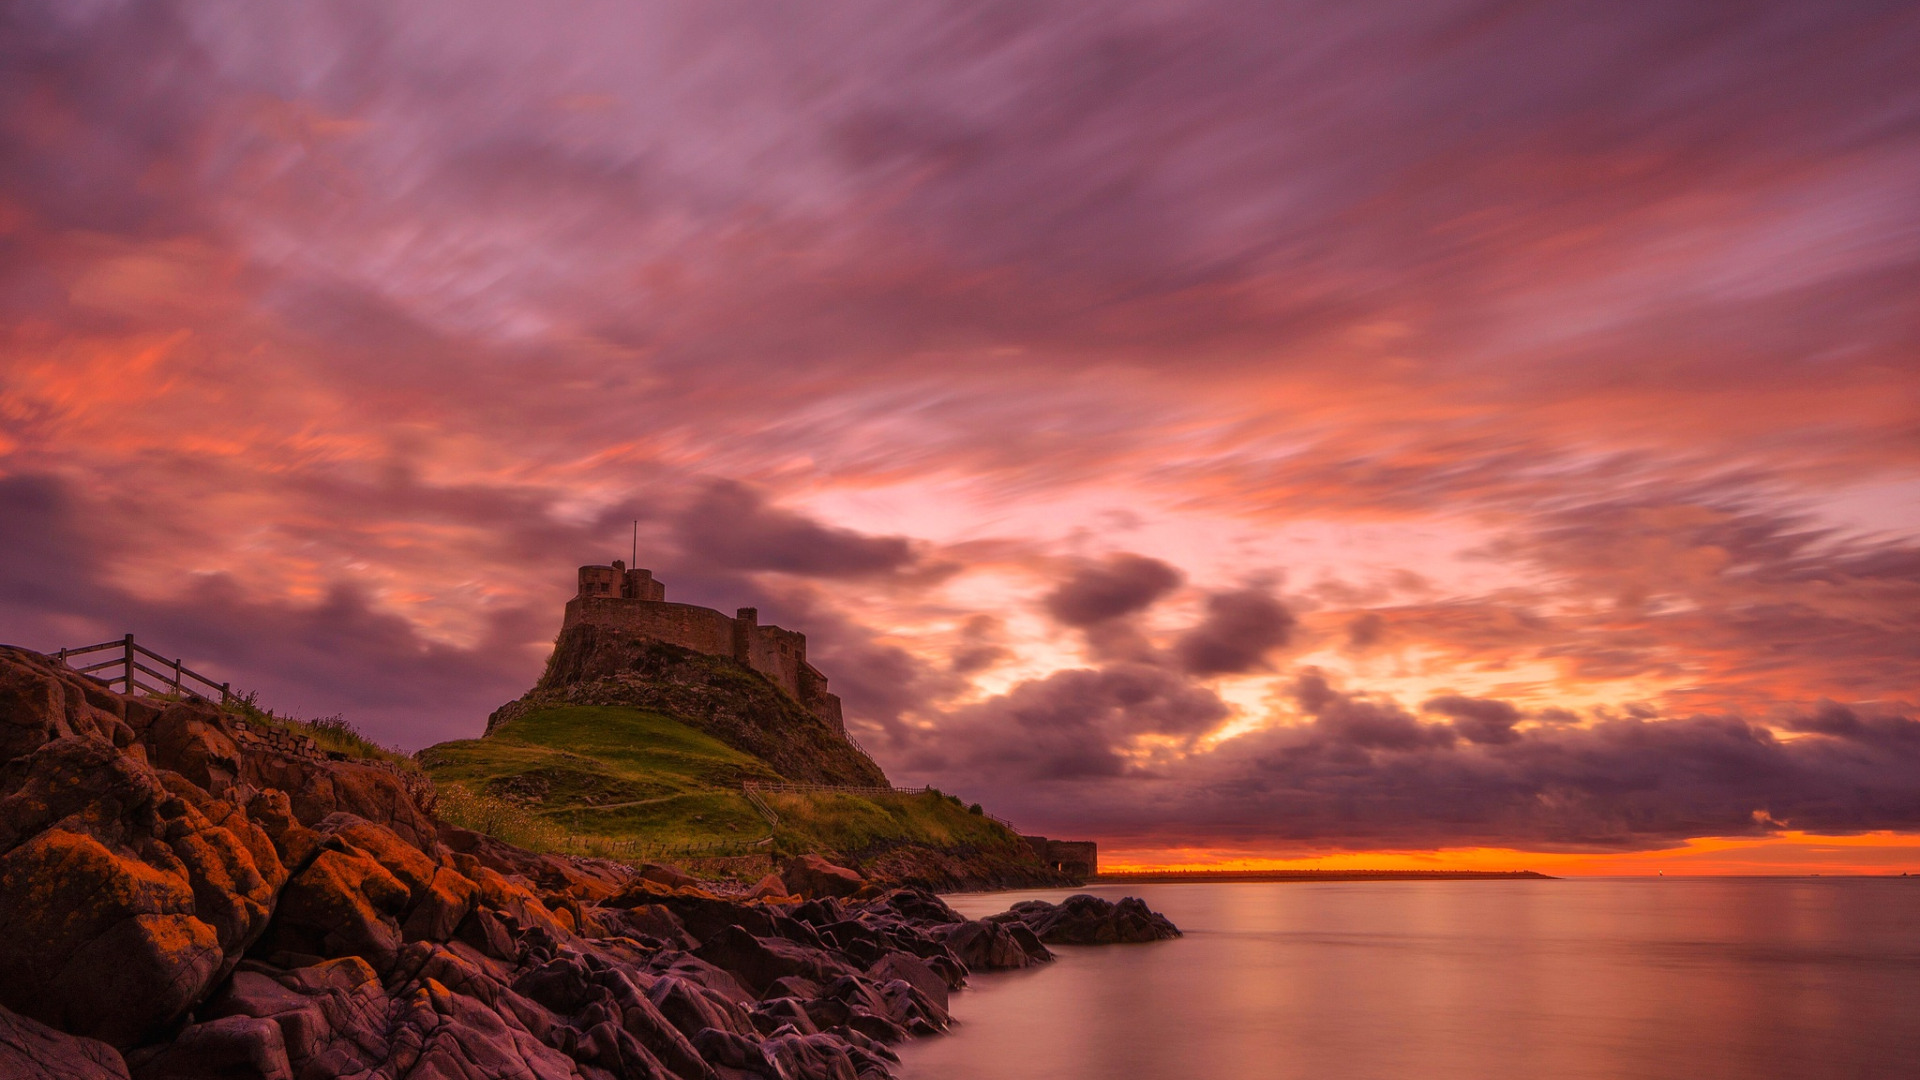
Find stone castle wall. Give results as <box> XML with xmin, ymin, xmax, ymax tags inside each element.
<box><xmin>741</xmin><ymin>616</ymin><xmax>807</xmax><ymax>705</ymax></box>
<box><xmin>564</xmin><ymin>596</ymin><xmax>737</xmax><ymax>657</ymax></box>
<box><xmin>562</xmin><ymin>568</ymin><xmax>845</xmax><ymax>733</ymax></box>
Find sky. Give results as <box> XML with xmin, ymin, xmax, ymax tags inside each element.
<box><xmin>3</xmin><ymin>0</ymin><xmax>1917</xmax><ymax>873</ymax></box>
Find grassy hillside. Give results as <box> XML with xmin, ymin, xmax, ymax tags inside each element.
<box><xmin>421</xmin><ymin>705</ymin><xmax>775</xmax><ymax>851</ymax></box>
<box><xmin>760</xmin><ymin>787</ymin><xmax>1027</xmax><ymax>861</ymax></box>
<box><xmin>427</xmin><ymin>625</ymin><xmax>1065</xmax><ymax>885</ymax></box>
<box><xmin>420</xmin><ymin>704</ymin><xmax>1034</xmax><ymax>874</ymax></box>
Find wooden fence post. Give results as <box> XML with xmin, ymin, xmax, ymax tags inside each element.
<box><xmin>122</xmin><ymin>634</ymin><xmax>135</xmax><ymax>695</ymax></box>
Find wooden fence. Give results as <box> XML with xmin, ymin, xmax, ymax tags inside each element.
<box><xmin>741</xmin><ymin>784</ymin><xmax>781</xmax><ymax>828</ymax></box>
<box><xmin>55</xmin><ymin>634</ymin><xmax>230</xmax><ymax>703</ymax></box>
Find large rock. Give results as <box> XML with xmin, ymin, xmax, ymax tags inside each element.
<box><xmin>637</xmin><ymin>862</ymin><xmax>701</xmax><ymax>891</ymax></box>
<box><xmin>256</xmin><ymin>842</ymin><xmax>413</xmax><ymax>972</ymax></box>
<box><xmin>867</xmin><ymin>952</ymin><xmax>950</xmax><ymax>1012</ymax></box>
<box><xmin>139</xmin><ymin>702</ymin><xmax>244</xmax><ymax>797</ymax></box>
<box><xmin>693</xmin><ymin>925</ymin><xmax>858</xmax><ymax>996</ymax></box>
<box><xmin>647</xmin><ymin>974</ymin><xmax>756</xmax><ymax>1041</ymax></box>
<box><xmin>0</xmin><ymin>1004</ymin><xmax>128</xmax><ymax>1079</ymax></box>
<box><xmin>0</xmin><ymin>647</ymin><xmax>134</xmax><ymax>766</ymax></box>
<box><xmin>935</xmin><ymin>919</ymin><xmax>1052</xmax><ymax>970</ymax></box>
<box><xmin>0</xmin><ymin>653</ymin><xmax>285</xmax><ymax>1049</ymax></box>
<box><xmin>781</xmin><ymin>854</ymin><xmax>866</xmax><ymax>900</ymax></box>
<box><xmin>237</xmin><ymin>754</ymin><xmax>437</xmax><ymax>851</ymax></box>
<box><xmin>994</xmin><ymin>894</ymin><xmax>1181</xmax><ymax>944</ymax></box>
<box><xmin>125</xmin><ymin>1016</ymin><xmax>292</xmax><ymax>1080</ymax></box>
<box><xmin>746</xmin><ymin>873</ymin><xmax>794</xmax><ymax>901</ymax></box>
<box><xmin>197</xmin><ymin>957</ymin><xmax>393</xmax><ymax>1076</ymax></box>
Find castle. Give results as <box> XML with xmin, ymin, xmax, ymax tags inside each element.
<box><xmin>563</xmin><ymin>561</ymin><xmax>845</xmax><ymax>733</ymax></box>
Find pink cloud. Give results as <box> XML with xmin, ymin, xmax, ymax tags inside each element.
<box><xmin>2</xmin><ymin>0</ymin><xmax>1917</xmax><ymax>856</ymax></box>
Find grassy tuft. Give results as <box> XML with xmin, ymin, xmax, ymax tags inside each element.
<box><xmin>222</xmin><ymin>691</ymin><xmax>416</xmax><ymax>769</ymax></box>
<box><xmin>433</xmin><ymin>784</ymin><xmax>568</xmax><ymax>851</ymax></box>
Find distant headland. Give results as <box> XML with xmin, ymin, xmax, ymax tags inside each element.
<box><xmin>1094</xmin><ymin>869</ymin><xmax>1555</xmax><ymax>883</ymax></box>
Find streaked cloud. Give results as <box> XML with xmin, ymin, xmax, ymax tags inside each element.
<box><xmin>2</xmin><ymin>0</ymin><xmax>1917</xmax><ymax>864</ymax></box>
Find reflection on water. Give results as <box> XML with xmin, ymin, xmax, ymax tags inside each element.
<box><xmin>896</xmin><ymin>879</ymin><xmax>1920</xmax><ymax>1080</ymax></box>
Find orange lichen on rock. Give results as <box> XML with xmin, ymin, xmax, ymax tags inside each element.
<box><xmin>0</xmin><ymin>827</ymin><xmax>226</xmax><ymax>1046</ymax></box>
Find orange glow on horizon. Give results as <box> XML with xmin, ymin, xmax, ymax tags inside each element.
<box><xmin>1101</xmin><ymin>832</ymin><xmax>1920</xmax><ymax>877</ymax></box>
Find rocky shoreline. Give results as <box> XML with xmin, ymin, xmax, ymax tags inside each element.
<box><xmin>0</xmin><ymin>647</ymin><xmax>1177</xmax><ymax>1079</ymax></box>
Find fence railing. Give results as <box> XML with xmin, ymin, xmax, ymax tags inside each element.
<box><xmin>741</xmin><ymin>784</ymin><xmax>781</xmax><ymax>829</ymax></box>
<box><xmin>55</xmin><ymin>634</ymin><xmax>230</xmax><ymax>704</ymax></box>
<box><xmin>745</xmin><ymin>780</ymin><xmax>935</xmax><ymax>797</ymax></box>
<box><xmin>843</xmin><ymin>729</ymin><xmax>872</xmax><ymax>758</ymax></box>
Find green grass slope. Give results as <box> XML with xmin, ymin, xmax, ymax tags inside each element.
<box><xmin>420</xmin><ymin>704</ymin><xmax>1043</xmax><ymax>884</ymax></box>
<box><xmin>761</xmin><ymin>788</ymin><xmax>1026</xmax><ymax>861</ymax></box>
<box><xmin>420</xmin><ymin>704</ymin><xmax>777</xmax><ymax>852</ymax></box>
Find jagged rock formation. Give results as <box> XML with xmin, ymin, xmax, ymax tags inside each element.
<box><xmin>490</xmin><ymin>626</ymin><xmax>887</xmax><ymax>787</ymax></box>
<box><xmin>0</xmin><ymin>645</ymin><xmax>1174</xmax><ymax>1079</ymax></box>
<box><xmin>992</xmin><ymin>894</ymin><xmax>1184</xmax><ymax>944</ymax></box>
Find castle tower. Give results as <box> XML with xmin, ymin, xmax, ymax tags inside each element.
<box><xmin>576</xmin><ymin>561</ymin><xmax>667</xmax><ymax>601</ymax></box>
<box><xmin>624</xmin><ymin>565</ymin><xmax>665</xmax><ymax>601</ymax></box>
<box><xmin>733</xmin><ymin>607</ymin><xmax>757</xmax><ymax>665</ymax></box>
<box><xmin>577</xmin><ymin>563</ymin><xmax>624</xmax><ymax>598</ymax></box>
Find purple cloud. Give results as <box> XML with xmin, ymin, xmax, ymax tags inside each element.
<box><xmin>1175</xmin><ymin>588</ymin><xmax>1296</xmax><ymax>675</ymax></box>
<box><xmin>1043</xmin><ymin>554</ymin><xmax>1184</xmax><ymax>627</ymax></box>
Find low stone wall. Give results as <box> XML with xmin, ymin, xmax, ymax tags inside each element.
<box><xmin>228</xmin><ymin>717</ymin><xmax>322</xmax><ymax>758</ymax></box>
<box><xmin>227</xmin><ymin>717</ymin><xmax>435</xmax><ymax>812</ymax></box>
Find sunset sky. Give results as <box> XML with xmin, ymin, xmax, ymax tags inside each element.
<box><xmin>3</xmin><ymin>1</ymin><xmax>1917</xmax><ymax>873</ymax></box>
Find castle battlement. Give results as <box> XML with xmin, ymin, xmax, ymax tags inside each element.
<box><xmin>562</xmin><ymin>562</ymin><xmax>845</xmax><ymax>733</ymax></box>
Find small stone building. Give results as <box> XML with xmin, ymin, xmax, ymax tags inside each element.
<box><xmin>1022</xmin><ymin>836</ymin><xmax>1099</xmax><ymax>878</ymax></box>
<box><xmin>563</xmin><ymin>561</ymin><xmax>845</xmax><ymax>732</ymax></box>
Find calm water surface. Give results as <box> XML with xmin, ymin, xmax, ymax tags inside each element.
<box><xmin>896</xmin><ymin>879</ymin><xmax>1920</xmax><ymax>1080</ymax></box>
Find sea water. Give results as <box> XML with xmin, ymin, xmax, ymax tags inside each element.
<box><xmin>894</xmin><ymin>879</ymin><xmax>1920</xmax><ymax>1080</ymax></box>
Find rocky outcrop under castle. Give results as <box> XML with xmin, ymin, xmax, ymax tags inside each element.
<box><xmin>492</xmin><ymin>626</ymin><xmax>886</xmax><ymax>787</ymax></box>
<box><xmin>0</xmin><ymin>646</ymin><xmax>1177</xmax><ymax>1079</ymax></box>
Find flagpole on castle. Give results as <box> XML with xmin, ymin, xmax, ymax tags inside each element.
<box><xmin>632</xmin><ymin>520</ymin><xmax>638</xmax><ymax>568</ymax></box>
